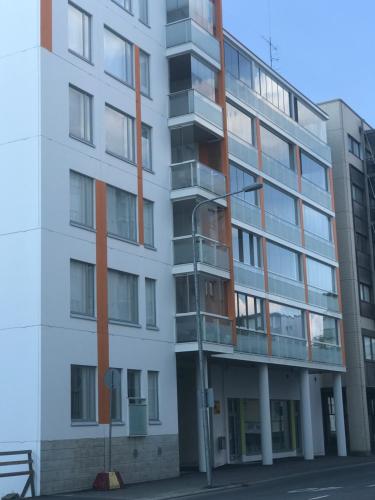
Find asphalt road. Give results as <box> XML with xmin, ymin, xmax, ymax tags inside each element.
<box><xmin>180</xmin><ymin>462</ymin><xmax>375</xmax><ymax>499</ymax></box>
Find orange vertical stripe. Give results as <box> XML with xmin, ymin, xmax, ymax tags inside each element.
<box><xmin>216</xmin><ymin>0</ymin><xmax>236</xmax><ymax>345</ymax></box>
<box><xmin>135</xmin><ymin>46</ymin><xmax>144</xmax><ymax>245</ymax></box>
<box><xmin>40</xmin><ymin>0</ymin><xmax>52</xmax><ymax>51</ymax></box>
<box><xmin>96</xmin><ymin>181</ymin><xmax>110</xmax><ymax>424</ymax></box>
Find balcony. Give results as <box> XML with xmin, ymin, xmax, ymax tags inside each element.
<box><xmin>176</xmin><ymin>313</ymin><xmax>232</xmax><ymax>345</ymax></box>
<box><xmin>174</xmin><ymin>235</ymin><xmax>230</xmax><ymax>272</ymax></box>
<box><xmin>301</xmin><ymin>178</ymin><xmax>332</xmax><ymax>210</ymax></box>
<box><xmin>262</xmin><ymin>153</ymin><xmax>298</xmax><ymax>191</ymax></box>
<box><xmin>171</xmin><ymin>161</ymin><xmax>226</xmax><ymax>199</ymax></box>
<box><xmin>235</xmin><ymin>329</ymin><xmax>268</xmax><ymax>356</ymax></box>
<box><xmin>308</xmin><ymin>286</ymin><xmax>339</xmax><ymax>313</ymax></box>
<box><xmin>311</xmin><ymin>342</ymin><xmax>342</xmax><ymax>365</ymax></box>
<box><xmin>304</xmin><ymin>231</ymin><xmax>336</xmax><ymax>260</ymax></box>
<box><xmin>169</xmin><ymin>89</ymin><xmax>224</xmax><ymax>138</ymax></box>
<box><xmin>128</xmin><ymin>398</ymin><xmax>148</xmax><ymax>436</ymax></box>
<box><xmin>166</xmin><ymin>19</ymin><xmax>221</xmax><ymax>68</ymax></box>
<box><xmin>271</xmin><ymin>334</ymin><xmax>308</xmax><ymax>361</ymax></box>
<box><xmin>265</xmin><ymin>212</ymin><xmax>301</xmax><ymax>246</ymax></box>
<box><xmin>231</xmin><ymin>197</ymin><xmax>262</xmax><ymax>229</ymax></box>
<box><xmin>268</xmin><ymin>272</ymin><xmax>306</xmax><ymax>303</ymax></box>
<box><xmin>225</xmin><ymin>72</ymin><xmax>332</xmax><ymax>165</ymax></box>
<box><xmin>228</xmin><ymin>134</ymin><xmax>258</xmax><ymax>168</ymax></box>
<box><xmin>234</xmin><ymin>261</ymin><xmax>265</xmax><ymax>291</ymax></box>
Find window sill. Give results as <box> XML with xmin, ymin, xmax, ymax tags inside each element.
<box><xmin>109</xmin><ymin>319</ymin><xmax>142</xmax><ymax>329</ymax></box>
<box><xmin>104</xmin><ymin>70</ymin><xmax>135</xmax><ymax>91</ymax></box>
<box><xmin>143</xmin><ymin>167</ymin><xmax>154</xmax><ymax>174</ymax></box>
<box><xmin>71</xmin><ymin>313</ymin><xmax>97</xmax><ymax>322</ymax></box>
<box><xmin>149</xmin><ymin>420</ymin><xmax>162</xmax><ymax>426</ymax></box>
<box><xmin>110</xmin><ymin>1</ymin><xmax>134</xmax><ymax>16</ymax></box>
<box><xmin>146</xmin><ymin>326</ymin><xmax>159</xmax><ymax>332</ymax></box>
<box><xmin>108</xmin><ymin>233</ymin><xmax>139</xmax><ymax>247</ymax></box>
<box><xmin>68</xmin><ymin>49</ymin><xmax>94</xmax><ymax>66</ymax></box>
<box><xmin>106</xmin><ymin>150</ymin><xmax>136</xmax><ymax>167</ymax></box>
<box><xmin>112</xmin><ymin>421</ymin><xmax>126</xmax><ymax>427</ymax></box>
<box><xmin>70</xmin><ymin>221</ymin><xmax>96</xmax><ymax>233</ymax></box>
<box><xmin>141</xmin><ymin>92</ymin><xmax>152</xmax><ymax>101</ymax></box>
<box><xmin>144</xmin><ymin>244</ymin><xmax>157</xmax><ymax>252</ymax></box>
<box><xmin>71</xmin><ymin>421</ymin><xmax>98</xmax><ymax>427</ymax></box>
<box><xmin>139</xmin><ymin>19</ymin><xmax>151</xmax><ymax>29</ymax></box>
<box><xmin>69</xmin><ymin>134</ymin><xmax>95</xmax><ymax>148</ymax></box>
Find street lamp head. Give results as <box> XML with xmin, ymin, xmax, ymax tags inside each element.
<box><xmin>243</xmin><ymin>182</ymin><xmax>263</xmax><ymax>193</ymax></box>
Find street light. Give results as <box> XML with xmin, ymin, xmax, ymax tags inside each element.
<box><xmin>191</xmin><ymin>182</ymin><xmax>263</xmax><ymax>488</ymax></box>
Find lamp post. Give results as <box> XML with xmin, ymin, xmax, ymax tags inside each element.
<box><xmin>191</xmin><ymin>182</ymin><xmax>263</xmax><ymax>488</ymax></box>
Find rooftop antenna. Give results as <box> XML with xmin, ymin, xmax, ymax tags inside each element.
<box><xmin>262</xmin><ymin>0</ymin><xmax>279</xmax><ymax>69</ymax></box>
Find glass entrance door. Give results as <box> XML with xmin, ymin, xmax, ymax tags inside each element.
<box><xmin>228</xmin><ymin>398</ymin><xmax>241</xmax><ymax>461</ymax></box>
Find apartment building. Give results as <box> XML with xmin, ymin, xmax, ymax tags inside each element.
<box><xmin>0</xmin><ymin>0</ymin><xmax>347</xmax><ymax>496</ymax></box>
<box><xmin>319</xmin><ymin>100</ymin><xmax>374</xmax><ymax>454</ymax></box>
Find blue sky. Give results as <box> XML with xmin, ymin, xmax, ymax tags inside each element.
<box><xmin>222</xmin><ymin>0</ymin><xmax>375</xmax><ymax>126</ymax></box>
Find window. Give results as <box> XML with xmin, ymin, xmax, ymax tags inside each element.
<box><xmin>107</xmin><ymin>185</ymin><xmax>137</xmax><ymax>242</ymax></box>
<box><xmin>230</xmin><ymin>164</ymin><xmax>258</xmax><ymax>205</ymax></box>
<box><xmin>306</xmin><ymin>257</ymin><xmax>335</xmax><ymax>292</ymax></box>
<box><xmin>260</xmin><ymin>126</ymin><xmax>292</xmax><ymax>168</ymax></box>
<box><xmin>190</xmin><ymin>0</ymin><xmax>215</xmax><ymax>34</ymax></box>
<box><xmin>227</xmin><ymin>103</ymin><xmax>253</xmax><ymax>144</ymax></box>
<box><xmin>139</xmin><ymin>0</ymin><xmax>149</xmax><ymax>24</ymax></box>
<box><xmin>104</xmin><ymin>28</ymin><xmax>133</xmax><ymax>86</ymax></box>
<box><xmin>68</xmin><ymin>3</ymin><xmax>91</xmax><ymax>61</ymax></box>
<box><xmin>148</xmin><ymin>371</ymin><xmax>159</xmax><ymax>422</ymax></box>
<box><xmin>144</xmin><ymin>199</ymin><xmax>155</xmax><ymax>248</ymax></box>
<box><xmin>300</xmin><ymin>151</ymin><xmax>328</xmax><ymax>191</ymax></box>
<box><xmin>69</xmin><ymin>85</ymin><xmax>93</xmax><ymax>143</ymax></box>
<box><xmin>110</xmin><ymin>368</ymin><xmax>122</xmax><ymax>422</ymax></box>
<box><xmin>352</xmin><ymin>183</ymin><xmax>365</xmax><ymax>204</ymax></box>
<box><xmin>310</xmin><ymin>313</ymin><xmax>339</xmax><ymax>345</ymax></box>
<box><xmin>264</xmin><ymin>184</ymin><xmax>297</xmax><ymax>225</ymax></box>
<box><xmin>364</xmin><ymin>336</ymin><xmax>375</xmax><ymax>361</ymax></box>
<box><xmin>191</xmin><ymin>56</ymin><xmax>217</xmax><ymax>101</ymax></box>
<box><xmin>303</xmin><ymin>205</ymin><xmax>331</xmax><ymax>241</ymax></box>
<box><xmin>70</xmin><ymin>260</ymin><xmax>95</xmax><ymax>317</ymax></box>
<box><xmin>71</xmin><ymin>365</ymin><xmax>96</xmax><ymax>422</ymax></box>
<box><xmin>145</xmin><ymin>278</ymin><xmax>157</xmax><ymax>328</ymax></box>
<box><xmin>267</xmin><ymin>242</ymin><xmax>300</xmax><ymax>281</ymax></box>
<box><xmin>176</xmin><ymin>274</ymin><xmax>228</xmax><ymax>316</ymax></box>
<box><xmin>360</xmin><ymin>283</ymin><xmax>372</xmax><ymax>303</ymax></box>
<box><xmin>224</xmin><ymin>43</ymin><xmax>252</xmax><ymax>88</ymax></box>
<box><xmin>232</xmin><ymin>227</ymin><xmax>262</xmax><ymax>267</ymax></box>
<box><xmin>142</xmin><ymin>124</ymin><xmax>152</xmax><ymax>171</ymax></box>
<box><xmin>253</xmin><ymin>65</ymin><xmax>291</xmax><ymax>116</ymax></box>
<box><xmin>269</xmin><ymin>302</ymin><xmax>304</xmax><ymax>339</ymax></box>
<box><xmin>70</xmin><ymin>171</ymin><xmax>94</xmax><ymax>229</ymax></box>
<box><xmin>235</xmin><ymin>292</ymin><xmax>264</xmax><ymax>331</ymax></box>
<box><xmin>105</xmin><ymin>105</ymin><xmax>135</xmax><ymax>162</ymax></box>
<box><xmin>296</xmin><ymin>100</ymin><xmax>327</xmax><ymax>142</ymax></box>
<box><xmin>140</xmin><ymin>50</ymin><xmax>150</xmax><ymax>96</ymax></box>
<box><xmin>348</xmin><ymin>134</ymin><xmax>362</xmax><ymax>159</ymax></box>
<box><xmin>112</xmin><ymin>0</ymin><xmax>132</xmax><ymax>13</ymax></box>
<box><xmin>108</xmin><ymin>269</ymin><xmax>139</xmax><ymax>324</ymax></box>
<box><xmin>127</xmin><ymin>369</ymin><xmax>141</xmax><ymax>399</ymax></box>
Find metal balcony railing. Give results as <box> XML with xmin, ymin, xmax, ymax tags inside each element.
<box><xmin>308</xmin><ymin>286</ymin><xmax>339</xmax><ymax>312</ymax></box>
<box><xmin>262</xmin><ymin>153</ymin><xmax>298</xmax><ymax>191</ymax></box>
<box><xmin>234</xmin><ymin>261</ymin><xmax>265</xmax><ymax>291</ymax></box>
<box><xmin>171</xmin><ymin>161</ymin><xmax>226</xmax><ymax>196</ymax></box>
<box><xmin>271</xmin><ymin>334</ymin><xmax>308</xmax><ymax>361</ymax></box>
<box><xmin>235</xmin><ymin>329</ymin><xmax>268</xmax><ymax>356</ymax></box>
<box><xmin>169</xmin><ymin>89</ymin><xmax>223</xmax><ymax>132</ymax></box>
<box><xmin>304</xmin><ymin>231</ymin><xmax>336</xmax><ymax>260</ymax></box>
<box><xmin>268</xmin><ymin>272</ymin><xmax>306</xmax><ymax>303</ymax></box>
<box><xmin>301</xmin><ymin>177</ymin><xmax>332</xmax><ymax>210</ymax></box>
<box><xmin>128</xmin><ymin>398</ymin><xmax>148</xmax><ymax>436</ymax></box>
<box><xmin>311</xmin><ymin>342</ymin><xmax>342</xmax><ymax>365</ymax></box>
<box><xmin>166</xmin><ymin>18</ymin><xmax>220</xmax><ymax>64</ymax></box>
<box><xmin>176</xmin><ymin>313</ymin><xmax>232</xmax><ymax>345</ymax></box>
<box><xmin>231</xmin><ymin>197</ymin><xmax>262</xmax><ymax>228</ymax></box>
<box><xmin>173</xmin><ymin>235</ymin><xmax>229</xmax><ymax>271</ymax></box>
<box><xmin>265</xmin><ymin>211</ymin><xmax>301</xmax><ymax>246</ymax></box>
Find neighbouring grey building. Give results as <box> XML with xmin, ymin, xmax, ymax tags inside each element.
<box><xmin>320</xmin><ymin>99</ymin><xmax>375</xmax><ymax>454</ymax></box>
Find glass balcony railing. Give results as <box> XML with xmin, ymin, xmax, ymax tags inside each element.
<box><xmin>268</xmin><ymin>272</ymin><xmax>306</xmax><ymax>303</ymax></box>
<box><xmin>271</xmin><ymin>334</ymin><xmax>308</xmax><ymax>361</ymax></box>
<box><xmin>128</xmin><ymin>398</ymin><xmax>148</xmax><ymax>436</ymax></box>
<box><xmin>176</xmin><ymin>313</ymin><xmax>233</xmax><ymax>345</ymax></box>
<box><xmin>308</xmin><ymin>286</ymin><xmax>339</xmax><ymax>312</ymax></box>
<box><xmin>166</xmin><ymin>18</ymin><xmax>220</xmax><ymax>64</ymax></box>
<box><xmin>235</xmin><ymin>329</ymin><xmax>268</xmax><ymax>356</ymax></box>
<box><xmin>173</xmin><ymin>235</ymin><xmax>230</xmax><ymax>271</ymax></box>
<box><xmin>234</xmin><ymin>261</ymin><xmax>265</xmax><ymax>291</ymax></box>
<box><xmin>311</xmin><ymin>342</ymin><xmax>342</xmax><ymax>365</ymax></box>
<box><xmin>169</xmin><ymin>89</ymin><xmax>223</xmax><ymax>133</ymax></box>
<box><xmin>228</xmin><ymin>134</ymin><xmax>258</xmax><ymax>168</ymax></box>
<box><xmin>304</xmin><ymin>231</ymin><xmax>336</xmax><ymax>260</ymax></box>
<box><xmin>225</xmin><ymin>72</ymin><xmax>332</xmax><ymax>164</ymax></box>
<box><xmin>231</xmin><ymin>197</ymin><xmax>262</xmax><ymax>228</ymax></box>
<box><xmin>301</xmin><ymin>178</ymin><xmax>332</xmax><ymax>210</ymax></box>
<box><xmin>265</xmin><ymin>212</ymin><xmax>301</xmax><ymax>246</ymax></box>
<box><xmin>171</xmin><ymin>161</ymin><xmax>226</xmax><ymax>196</ymax></box>
<box><xmin>262</xmin><ymin>153</ymin><xmax>299</xmax><ymax>191</ymax></box>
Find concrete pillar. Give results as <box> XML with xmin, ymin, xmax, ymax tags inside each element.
<box><xmin>259</xmin><ymin>364</ymin><xmax>273</xmax><ymax>465</ymax></box>
<box><xmin>300</xmin><ymin>369</ymin><xmax>314</xmax><ymax>460</ymax></box>
<box><xmin>196</xmin><ymin>354</ymin><xmax>208</xmax><ymax>472</ymax></box>
<box><xmin>333</xmin><ymin>373</ymin><xmax>347</xmax><ymax>457</ymax></box>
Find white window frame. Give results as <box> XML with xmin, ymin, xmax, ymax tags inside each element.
<box><xmin>147</xmin><ymin>371</ymin><xmax>159</xmax><ymax>423</ymax></box>
<box><xmin>139</xmin><ymin>0</ymin><xmax>149</xmax><ymax>25</ymax></box>
<box><xmin>71</xmin><ymin>365</ymin><xmax>97</xmax><ymax>424</ymax></box>
<box><xmin>69</xmin><ymin>85</ymin><xmax>93</xmax><ymax>144</ymax></box>
<box><xmin>107</xmin><ymin>185</ymin><xmax>137</xmax><ymax>243</ymax></box>
<box><xmin>139</xmin><ymin>50</ymin><xmax>150</xmax><ymax>97</ymax></box>
<box><xmin>141</xmin><ymin>123</ymin><xmax>152</xmax><ymax>171</ymax></box>
<box><xmin>68</xmin><ymin>2</ymin><xmax>92</xmax><ymax>62</ymax></box>
<box><xmin>112</xmin><ymin>0</ymin><xmax>132</xmax><ymax>14</ymax></box>
<box><xmin>105</xmin><ymin>104</ymin><xmax>135</xmax><ymax>163</ymax></box>
<box><xmin>108</xmin><ymin>269</ymin><xmax>139</xmax><ymax>325</ymax></box>
<box><xmin>70</xmin><ymin>260</ymin><xmax>95</xmax><ymax>318</ymax></box>
<box><xmin>70</xmin><ymin>170</ymin><xmax>94</xmax><ymax>230</ymax></box>
<box><xmin>143</xmin><ymin>199</ymin><xmax>155</xmax><ymax>248</ymax></box>
<box><xmin>145</xmin><ymin>278</ymin><xmax>157</xmax><ymax>328</ymax></box>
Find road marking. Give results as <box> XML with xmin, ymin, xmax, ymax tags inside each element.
<box><xmin>366</xmin><ymin>484</ymin><xmax>375</xmax><ymax>488</ymax></box>
<box><xmin>289</xmin><ymin>487</ymin><xmax>341</xmax><ymax>494</ymax></box>
<box><xmin>309</xmin><ymin>496</ymin><xmax>329</xmax><ymax>500</ymax></box>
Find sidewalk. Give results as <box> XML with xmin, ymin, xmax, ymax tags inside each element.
<box><xmin>52</xmin><ymin>455</ymin><xmax>375</xmax><ymax>500</ymax></box>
